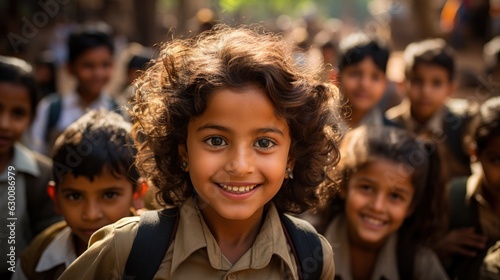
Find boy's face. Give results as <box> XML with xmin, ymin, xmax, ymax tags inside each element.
<box><xmin>179</xmin><ymin>86</ymin><xmax>292</xmax><ymax>222</ymax></box>
<box><xmin>339</xmin><ymin>57</ymin><xmax>387</xmax><ymax>113</ymax></box>
<box><xmin>0</xmin><ymin>82</ymin><xmax>32</xmax><ymax>157</ymax></box>
<box><xmin>406</xmin><ymin>63</ymin><xmax>454</xmax><ymax>122</ymax></box>
<box><xmin>344</xmin><ymin>159</ymin><xmax>414</xmax><ymax>248</ymax></box>
<box><xmin>477</xmin><ymin>136</ymin><xmax>500</xmax><ymax>197</ymax></box>
<box><xmin>52</xmin><ymin>170</ymin><xmax>134</xmax><ymax>251</ymax></box>
<box><xmin>68</xmin><ymin>46</ymin><xmax>113</xmax><ymax>97</ymax></box>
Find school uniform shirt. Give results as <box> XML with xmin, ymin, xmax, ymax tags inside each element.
<box><xmin>12</xmin><ymin>221</ymin><xmax>76</xmax><ymax>280</ymax></box>
<box><xmin>324</xmin><ymin>215</ymin><xmax>448</xmax><ymax>280</ymax></box>
<box><xmin>466</xmin><ymin>173</ymin><xmax>500</xmax><ymax>241</ymax></box>
<box><xmin>386</xmin><ymin>98</ymin><xmax>471</xmax><ymax>180</ymax></box>
<box><xmin>59</xmin><ymin>198</ymin><xmax>335</xmax><ymax>280</ymax></box>
<box><xmin>0</xmin><ymin>143</ymin><xmax>60</xmax><ymax>275</ymax></box>
<box><xmin>480</xmin><ymin>241</ymin><xmax>500</xmax><ymax>279</ymax></box>
<box><xmin>29</xmin><ymin>91</ymin><xmax>119</xmax><ymax>155</ymax></box>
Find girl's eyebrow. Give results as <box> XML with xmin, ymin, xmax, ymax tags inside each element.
<box><xmin>196</xmin><ymin>124</ymin><xmax>284</xmax><ymax>136</ymax></box>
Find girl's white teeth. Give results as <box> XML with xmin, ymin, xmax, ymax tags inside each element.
<box><xmin>363</xmin><ymin>216</ymin><xmax>385</xmax><ymax>226</ymax></box>
<box><xmin>219</xmin><ymin>184</ymin><xmax>257</xmax><ymax>193</ymax></box>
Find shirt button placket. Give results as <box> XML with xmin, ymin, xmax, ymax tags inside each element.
<box><xmin>227</xmin><ymin>273</ymin><xmax>236</xmax><ymax>280</ymax></box>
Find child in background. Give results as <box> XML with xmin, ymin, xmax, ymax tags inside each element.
<box><xmin>13</xmin><ymin>110</ymin><xmax>146</xmax><ymax>280</ymax></box>
<box><xmin>0</xmin><ymin>56</ymin><xmax>61</xmax><ymax>279</ymax></box>
<box><xmin>436</xmin><ymin>96</ymin><xmax>500</xmax><ymax>279</ymax></box>
<box><xmin>386</xmin><ymin>38</ymin><xmax>475</xmax><ymax>181</ymax></box>
<box><xmin>321</xmin><ymin>126</ymin><xmax>448</xmax><ymax>279</ymax></box>
<box><xmin>29</xmin><ymin>22</ymin><xmax>121</xmax><ymax>156</ymax></box>
<box><xmin>337</xmin><ymin>32</ymin><xmax>393</xmax><ymax>128</ymax></box>
<box><xmin>59</xmin><ymin>25</ymin><xmax>342</xmax><ymax>279</ymax></box>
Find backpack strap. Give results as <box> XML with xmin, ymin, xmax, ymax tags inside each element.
<box><xmin>279</xmin><ymin>213</ymin><xmax>323</xmax><ymax>280</ymax></box>
<box><xmin>448</xmin><ymin>177</ymin><xmax>476</xmax><ymax>229</ymax></box>
<box><xmin>124</xmin><ymin>207</ymin><xmax>179</xmax><ymax>280</ymax></box>
<box><xmin>45</xmin><ymin>93</ymin><xmax>62</xmax><ymax>142</ymax></box>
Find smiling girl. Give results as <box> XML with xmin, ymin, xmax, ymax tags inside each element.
<box><xmin>321</xmin><ymin>126</ymin><xmax>448</xmax><ymax>280</ymax></box>
<box><xmin>58</xmin><ymin>25</ymin><xmax>344</xmax><ymax>279</ymax></box>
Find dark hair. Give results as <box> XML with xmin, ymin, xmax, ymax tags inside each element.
<box><xmin>131</xmin><ymin>24</ymin><xmax>344</xmax><ymax>213</ymax></box>
<box><xmin>338</xmin><ymin>33</ymin><xmax>390</xmax><ymax>73</ymax></box>
<box><xmin>404</xmin><ymin>38</ymin><xmax>455</xmax><ymax>81</ymax></box>
<box><xmin>466</xmin><ymin>96</ymin><xmax>500</xmax><ymax>153</ymax></box>
<box><xmin>67</xmin><ymin>22</ymin><xmax>114</xmax><ymax>63</ymax></box>
<box><xmin>52</xmin><ymin>109</ymin><xmax>139</xmax><ymax>187</ymax></box>
<box><xmin>0</xmin><ymin>55</ymin><xmax>40</xmax><ymax>120</ymax></box>
<box><xmin>321</xmin><ymin>126</ymin><xmax>445</xmax><ymax>276</ymax></box>
<box><xmin>34</xmin><ymin>50</ymin><xmax>57</xmax><ymax>97</ymax></box>
<box><xmin>127</xmin><ymin>55</ymin><xmax>150</xmax><ymax>71</ymax></box>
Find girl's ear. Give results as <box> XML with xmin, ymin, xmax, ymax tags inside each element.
<box><xmin>178</xmin><ymin>144</ymin><xmax>189</xmax><ymax>172</ymax></box>
<box><xmin>47</xmin><ymin>181</ymin><xmax>61</xmax><ymax>214</ymax></box>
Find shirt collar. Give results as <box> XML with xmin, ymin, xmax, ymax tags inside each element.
<box><xmin>35</xmin><ymin>226</ymin><xmax>77</xmax><ymax>272</ymax></box>
<box><xmin>170</xmin><ymin>197</ymin><xmax>297</xmax><ymax>277</ymax></box>
<box><xmin>12</xmin><ymin>143</ymin><xmax>39</xmax><ymax>176</ymax></box>
<box><xmin>359</xmin><ymin>107</ymin><xmax>384</xmax><ymax>127</ymax></box>
<box><xmin>329</xmin><ymin>215</ymin><xmax>399</xmax><ymax>280</ymax></box>
<box><xmin>400</xmin><ymin>99</ymin><xmax>446</xmax><ymax>135</ymax></box>
<box><xmin>66</xmin><ymin>91</ymin><xmax>111</xmax><ymax>110</ymax></box>
<box><xmin>466</xmin><ymin>170</ymin><xmax>491</xmax><ymax>208</ymax></box>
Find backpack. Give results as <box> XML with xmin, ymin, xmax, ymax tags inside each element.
<box><xmin>44</xmin><ymin>93</ymin><xmax>121</xmax><ymax>142</ymax></box>
<box><xmin>124</xmin><ymin>208</ymin><xmax>324</xmax><ymax>280</ymax></box>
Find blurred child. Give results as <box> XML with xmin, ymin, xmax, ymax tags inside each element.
<box><xmin>13</xmin><ymin>110</ymin><xmax>145</xmax><ymax>280</ymax></box>
<box><xmin>29</xmin><ymin>22</ymin><xmax>121</xmax><ymax>156</ymax></box>
<box><xmin>337</xmin><ymin>32</ymin><xmax>393</xmax><ymax>128</ymax></box>
<box><xmin>0</xmin><ymin>56</ymin><xmax>61</xmax><ymax>279</ymax></box>
<box><xmin>59</xmin><ymin>25</ymin><xmax>343</xmax><ymax>279</ymax></box>
<box><xmin>33</xmin><ymin>50</ymin><xmax>58</xmax><ymax>99</ymax></box>
<box><xmin>322</xmin><ymin>126</ymin><xmax>448</xmax><ymax>279</ymax></box>
<box><xmin>386</xmin><ymin>38</ymin><xmax>475</xmax><ymax>180</ymax></box>
<box><xmin>436</xmin><ymin>96</ymin><xmax>500</xmax><ymax>279</ymax></box>
<box><xmin>483</xmin><ymin>36</ymin><xmax>500</xmax><ymax>87</ymax></box>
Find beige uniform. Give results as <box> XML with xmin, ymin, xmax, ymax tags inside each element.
<box><xmin>59</xmin><ymin>198</ymin><xmax>335</xmax><ymax>280</ymax></box>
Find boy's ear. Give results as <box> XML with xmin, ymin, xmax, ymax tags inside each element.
<box><xmin>132</xmin><ymin>178</ymin><xmax>148</xmax><ymax>210</ymax></box>
<box><xmin>468</xmin><ymin>141</ymin><xmax>478</xmax><ymax>162</ymax></box>
<box><xmin>47</xmin><ymin>181</ymin><xmax>62</xmax><ymax>214</ymax></box>
<box><xmin>447</xmin><ymin>81</ymin><xmax>457</xmax><ymax>97</ymax></box>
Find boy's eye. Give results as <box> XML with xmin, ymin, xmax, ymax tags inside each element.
<box><xmin>12</xmin><ymin>108</ymin><xmax>28</xmax><ymax>119</ymax></box>
<box><xmin>254</xmin><ymin>138</ymin><xmax>276</xmax><ymax>149</ymax></box>
<box><xmin>103</xmin><ymin>191</ymin><xmax>119</xmax><ymax>199</ymax></box>
<box><xmin>204</xmin><ymin>136</ymin><xmax>227</xmax><ymax>147</ymax></box>
<box><xmin>66</xmin><ymin>193</ymin><xmax>82</xmax><ymax>201</ymax></box>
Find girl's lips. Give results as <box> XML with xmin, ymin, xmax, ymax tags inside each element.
<box><xmin>360</xmin><ymin>214</ymin><xmax>387</xmax><ymax>229</ymax></box>
<box><xmin>215</xmin><ymin>183</ymin><xmax>261</xmax><ymax>200</ymax></box>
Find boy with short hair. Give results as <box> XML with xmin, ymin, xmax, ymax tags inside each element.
<box><xmin>386</xmin><ymin>38</ymin><xmax>475</xmax><ymax>180</ymax></box>
<box><xmin>29</xmin><ymin>22</ymin><xmax>121</xmax><ymax>156</ymax></box>
<box><xmin>337</xmin><ymin>32</ymin><xmax>393</xmax><ymax>128</ymax></box>
<box><xmin>13</xmin><ymin>110</ymin><xmax>145</xmax><ymax>280</ymax></box>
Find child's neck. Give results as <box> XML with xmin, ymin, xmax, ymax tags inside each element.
<box><xmin>349</xmin><ymin>242</ymin><xmax>379</xmax><ymax>280</ymax></box>
<box><xmin>199</xmin><ymin>205</ymin><xmax>264</xmax><ymax>264</ymax></box>
<box><xmin>410</xmin><ymin>107</ymin><xmax>432</xmax><ymax>125</ymax></box>
<box><xmin>77</xmin><ymin>86</ymin><xmax>100</xmax><ymax>107</ymax></box>
<box><xmin>345</xmin><ymin>107</ymin><xmax>366</xmax><ymax>128</ymax></box>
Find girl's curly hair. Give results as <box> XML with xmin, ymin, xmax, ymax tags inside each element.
<box><xmin>131</xmin><ymin>24</ymin><xmax>344</xmax><ymax>213</ymax></box>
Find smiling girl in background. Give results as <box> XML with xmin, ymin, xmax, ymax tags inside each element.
<box><xmin>322</xmin><ymin>126</ymin><xmax>448</xmax><ymax>280</ymax></box>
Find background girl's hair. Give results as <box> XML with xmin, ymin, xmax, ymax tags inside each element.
<box><xmin>131</xmin><ymin>24</ymin><xmax>344</xmax><ymax>213</ymax></box>
<box><xmin>465</xmin><ymin>96</ymin><xmax>500</xmax><ymax>153</ymax></box>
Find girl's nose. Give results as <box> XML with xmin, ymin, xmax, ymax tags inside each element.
<box><xmin>370</xmin><ymin>194</ymin><xmax>386</xmax><ymax>213</ymax></box>
<box><xmin>224</xmin><ymin>145</ymin><xmax>255</xmax><ymax>176</ymax></box>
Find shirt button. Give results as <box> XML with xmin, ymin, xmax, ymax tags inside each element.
<box><xmin>227</xmin><ymin>274</ymin><xmax>236</xmax><ymax>280</ymax></box>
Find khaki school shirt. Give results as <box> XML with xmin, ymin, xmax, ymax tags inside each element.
<box><xmin>466</xmin><ymin>173</ymin><xmax>500</xmax><ymax>241</ymax></box>
<box><xmin>59</xmin><ymin>198</ymin><xmax>334</xmax><ymax>280</ymax></box>
<box><xmin>324</xmin><ymin>215</ymin><xmax>448</xmax><ymax>280</ymax></box>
